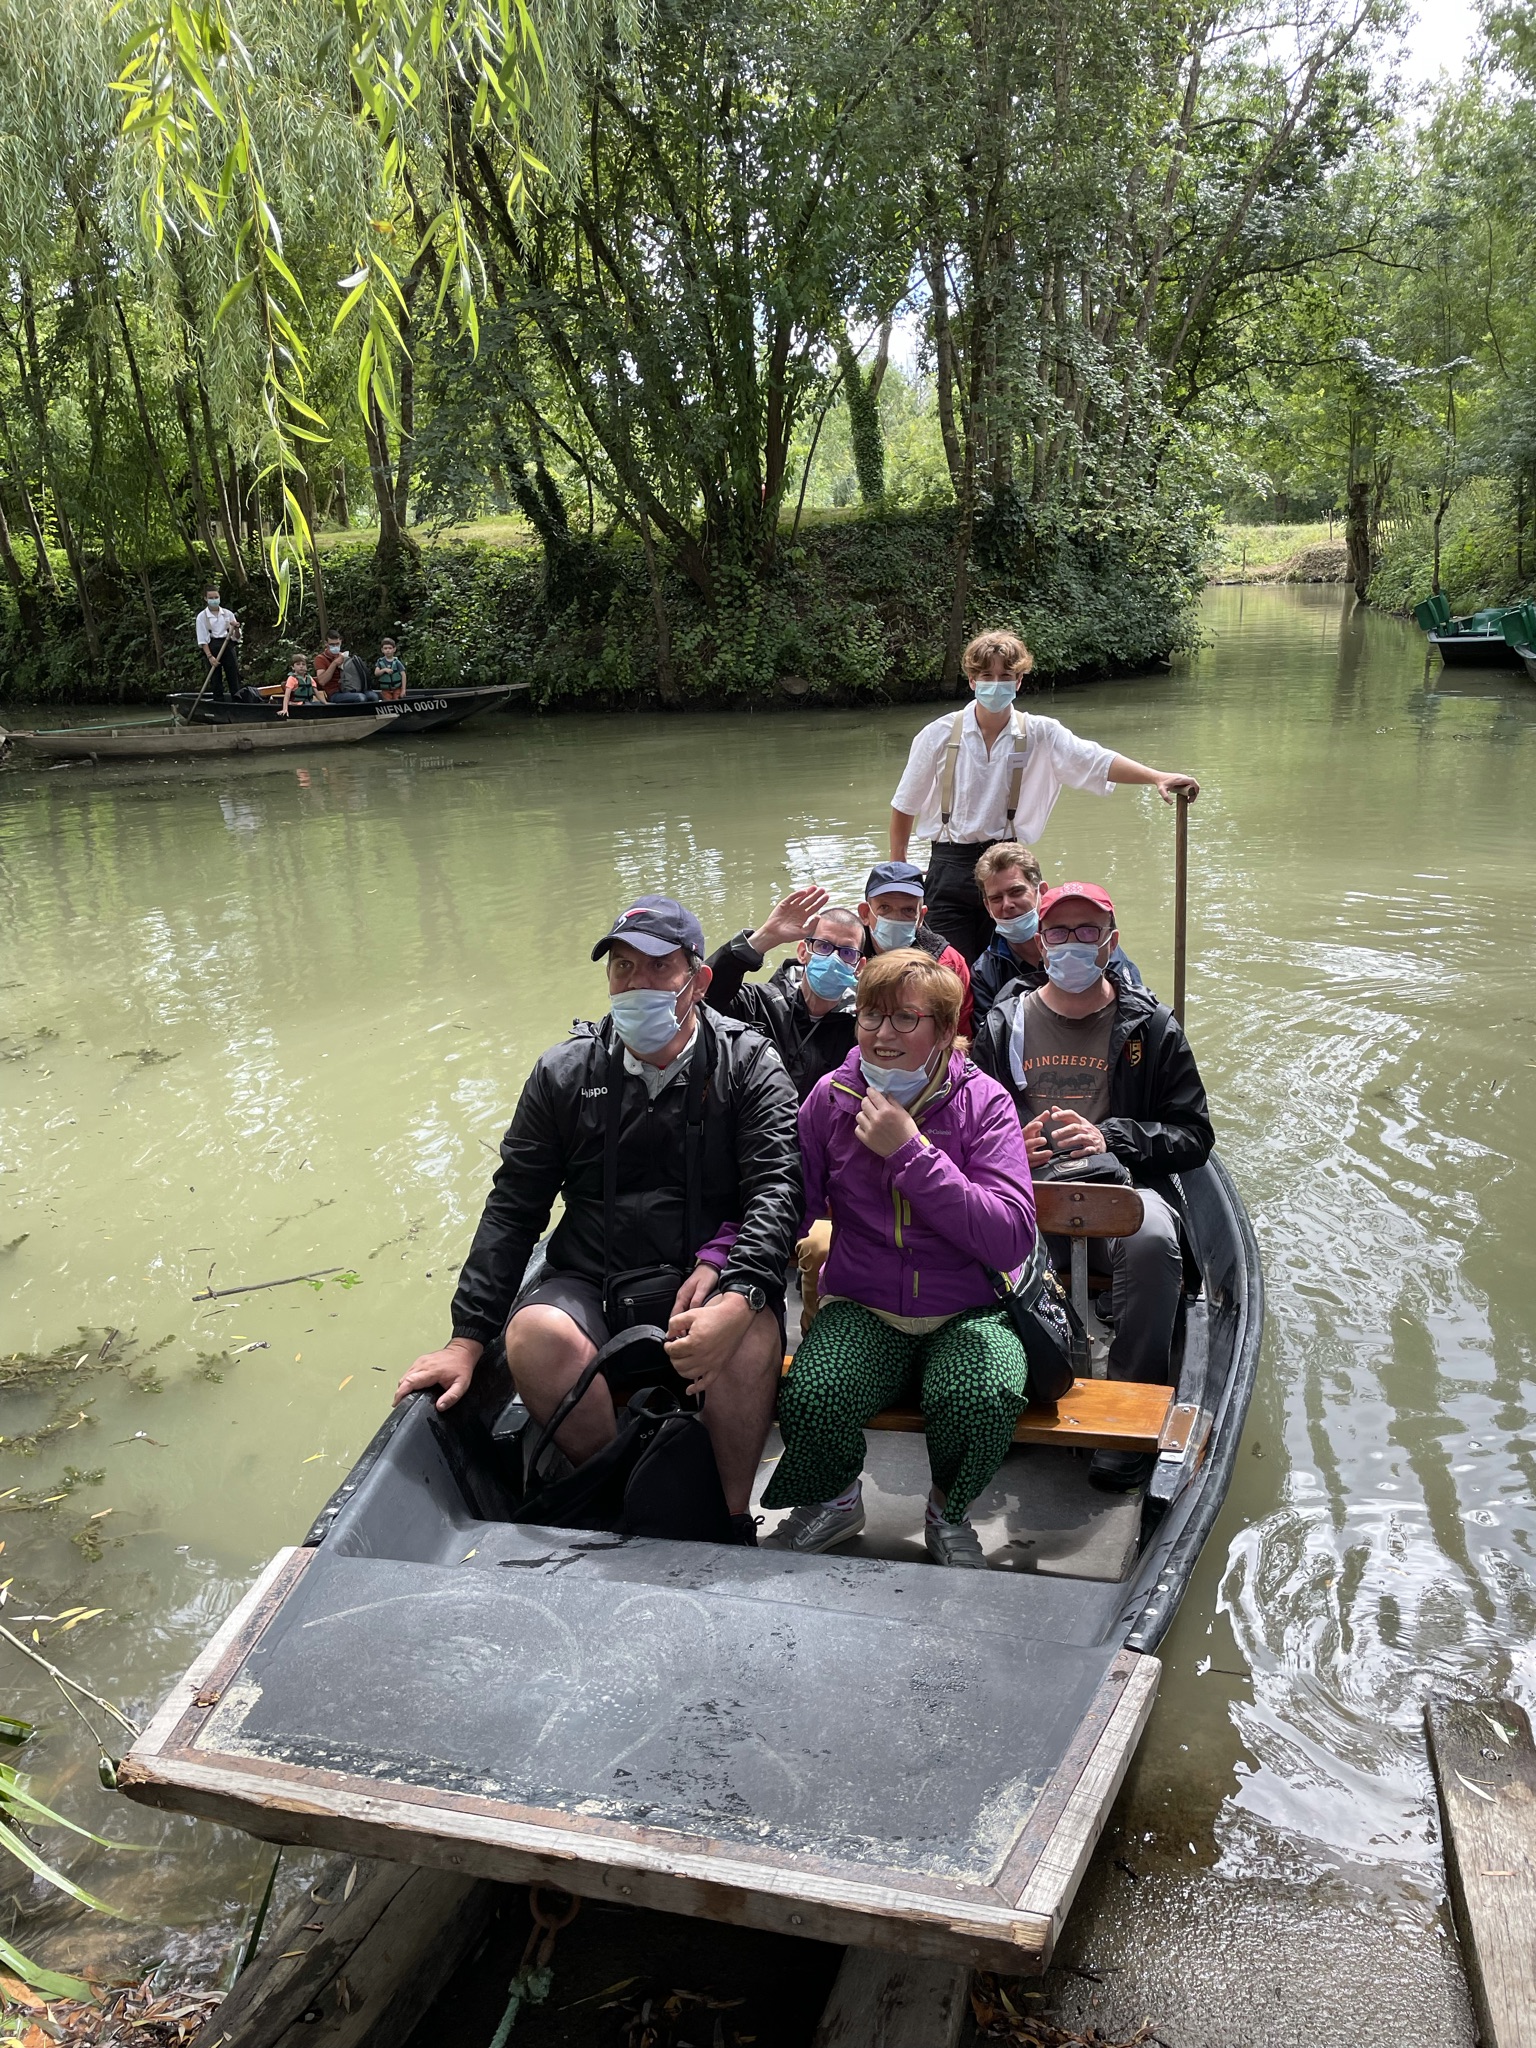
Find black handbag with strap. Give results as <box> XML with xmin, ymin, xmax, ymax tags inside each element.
<box><xmin>600</xmin><ymin>1026</ymin><xmax>710</xmax><ymax>1333</ymax></box>
<box><xmin>989</xmin><ymin>1238</ymin><xmax>1083</xmax><ymax>1401</ymax></box>
<box><xmin>510</xmin><ymin>1325</ymin><xmax>733</xmax><ymax>1543</ymax></box>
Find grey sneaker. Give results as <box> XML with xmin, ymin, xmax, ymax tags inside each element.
<box><xmin>925</xmin><ymin>1517</ymin><xmax>987</xmax><ymax>1568</ymax></box>
<box><xmin>762</xmin><ymin>1500</ymin><xmax>866</xmax><ymax>1553</ymax></box>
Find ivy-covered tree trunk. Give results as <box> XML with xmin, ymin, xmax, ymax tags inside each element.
<box><xmin>1345</xmin><ymin>477</ymin><xmax>1371</xmax><ymax>601</ymax></box>
<box><xmin>837</xmin><ymin>325</ymin><xmax>890</xmax><ymax>508</ymax></box>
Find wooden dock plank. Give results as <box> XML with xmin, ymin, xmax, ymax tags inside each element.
<box><xmin>1425</xmin><ymin>1694</ymin><xmax>1536</xmax><ymax>2048</ymax></box>
<box><xmin>192</xmin><ymin>1854</ymin><xmax>496</xmax><ymax>2048</ymax></box>
<box><xmin>811</xmin><ymin>1950</ymin><xmax>969</xmax><ymax>2048</ymax></box>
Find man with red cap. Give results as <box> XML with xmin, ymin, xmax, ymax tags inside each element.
<box><xmin>972</xmin><ymin>881</ymin><xmax>1213</xmax><ymax>1491</ymax></box>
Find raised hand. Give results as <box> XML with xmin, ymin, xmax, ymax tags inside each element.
<box><xmin>748</xmin><ymin>884</ymin><xmax>831</xmax><ymax>953</ymax></box>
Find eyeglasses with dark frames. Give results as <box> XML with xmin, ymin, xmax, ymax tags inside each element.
<box><xmin>855</xmin><ymin>1007</ymin><xmax>935</xmax><ymax>1036</ymax></box>
<box><xmin>1041</xmin><ymin>923</ymin><xmax>1110</xmax><ymax>947</ymax></box>
<box><xmin>808</xmin><ymin>936</ymin><xmax>862</xmax><ymax>968</ymax></box>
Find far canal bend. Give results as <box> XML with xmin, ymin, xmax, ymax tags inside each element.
<box><xmin>1</xmin><ymin>581</ymin><xmax>1532</xmax><ymax>2039</ymax></box>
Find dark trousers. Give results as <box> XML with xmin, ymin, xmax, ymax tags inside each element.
<box><xmin>205</xmin><ymin>638</ymin><xmax>240</xmax><ymax>699</ymax></box>
<box><xmin>922</xmin><ymin>841</ymin><xmax>996</xmax><ymax>966</ymax></box>
<box><xmin>1044</xmin><ymin>1187</ymin><xmax>1184</xmax><ymax>1384</ymax></box>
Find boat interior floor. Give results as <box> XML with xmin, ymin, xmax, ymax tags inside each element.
<box><xmin>752</xmin><ymin>1427</ymin><xmax>1144</xmax><ymax>1583</ymax></box>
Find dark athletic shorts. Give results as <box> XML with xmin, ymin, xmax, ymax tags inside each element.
<box><xmin>509</xmin><ymin>1266</ymin><xmax>786</xmax><ymax>1356</ymax></box>
<box><xmin>509</xmin><ymin>1269</ymin><xmax>612</xmax><ymax>1352</ymax></box>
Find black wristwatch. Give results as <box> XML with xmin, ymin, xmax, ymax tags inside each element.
<box><xmin>725</xmin><ymin>1281</ymin><xmax>768</xmax><ymax>1314</ymax></box>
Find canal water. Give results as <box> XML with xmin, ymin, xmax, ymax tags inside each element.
<box><xmin>2</xmin><ymin>582</ymin><xmax>1533</xmax><ymax>2035</ymax></box>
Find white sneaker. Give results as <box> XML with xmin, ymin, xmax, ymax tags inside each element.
<box><xmin>762</xmin><ymin>1500</ymin><xmax>866</xmax><ymax>1553</ymax></box>
<box><xmin>925</xmin><ymin>1517</ymin><xmax>987</xmax><ymax>1568</ymax></box>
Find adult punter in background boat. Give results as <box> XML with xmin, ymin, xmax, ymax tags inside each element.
<box><xmin>888</xmin><ymin>628</ymin><xmax>1201</xmax><ymax>965</ymax></box>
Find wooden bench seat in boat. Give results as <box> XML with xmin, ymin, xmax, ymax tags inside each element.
<box><xmin>796</xmin><ymin>1178</ymin><xmax>1176</xmax><ymax>1455</ymax></box>
<box><xmin>865</xmin><ymin>1376</ymin><xmax>1178</xmax><ymax>1453</ymax></box>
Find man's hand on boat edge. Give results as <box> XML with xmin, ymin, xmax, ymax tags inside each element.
<box><xmin>395</xmin><ymin>1335</ymin><xmax>482</xmax><ymax>1411</ymax></box>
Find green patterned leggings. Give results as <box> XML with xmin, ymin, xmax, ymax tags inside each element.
<box><xmin>763</xmin><ymin>1298</ymin><xmax>1029</xmax><ymax>1523</ymax></box>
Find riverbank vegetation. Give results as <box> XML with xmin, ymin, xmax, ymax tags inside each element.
<box><xmin>0</xmin><ymin>0</ymin><xmax>1443</xmax><ymax>707</ymax></box>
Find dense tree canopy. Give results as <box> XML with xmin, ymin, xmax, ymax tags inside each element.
<box><xmin>12</xmin><ymin>0</ymin><xmax>1533</xmax><ymax>694</ymax></box>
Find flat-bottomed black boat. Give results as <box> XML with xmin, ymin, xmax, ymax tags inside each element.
<box><xmin>119</xmin><ymin>1155</ymin><xmax>1261</xmax><ymax>1975</ymax></box>
<box><xmin>168</xmin><ymin>683</ymin><xmax>520</xmax><ymax>733</ymax></box>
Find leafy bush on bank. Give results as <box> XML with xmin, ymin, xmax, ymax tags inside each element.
<box><xmin>0</xmin><ymin>504</ymin><xmax>1204</xmax><ymax>708</ymax></box>
<box><xmin>1369</xmin><ymin>480</ymin><xmax>1535</xmax><ymax>615</ymax></box>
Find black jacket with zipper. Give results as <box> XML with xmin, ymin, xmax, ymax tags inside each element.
<box><xmin>450</xmin><ymin>1008</ymin><xmax>802</xmax><ymax>1345</ymax></box>
<box><xmin>971</xmin><ymin>971</ymin><xmax>1214</xmax><ymax>1207</ymax></box>
<box><xmin>705</xmin><ymin>931</ymin><xmax>859</xmax><ymax>1101</ymax></box>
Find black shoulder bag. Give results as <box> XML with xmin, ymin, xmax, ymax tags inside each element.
<box><xmin>600</xmin><ymin>1024</ymin><xmax>710</xmax><ymax>1333</ymax></box>
<box><xmin>989</xmin><ymin>1239</ymin><xmax>1083</xmax><ymax>1403</ymax></box>
<box><xmin>510</xmin><ymin>1325</ymin><xmax>732</xmax><ymax>1543</ymax></box>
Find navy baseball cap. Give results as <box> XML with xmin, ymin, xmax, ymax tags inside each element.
<box><xmin>863</xmin><ymin>860</ymin><xmax>926</xmax><ymax>901</ymax></box>
<box><xmin>592</xmin><ymin>895</ymin><xmax>706</xmax><ymax>961</ymax></box>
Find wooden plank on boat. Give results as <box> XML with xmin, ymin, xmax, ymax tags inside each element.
<box><xmin>1033</xmin><ymin>1183</ymin><xmax>1144</xmax><ymax>1238</ymax></box>
<box><xmin>866</xmin><ymin>1379</ymin><xmax>1174</xmax><ymax>1452</ymax></box>
<box><xmin>1424</xmin><ymin>1694</ymin><xmax>1536</xmax><ymax>2048</ymax></box>
<box><xmin>810</xmin><ymin>1950</ymin><xmax>969</xmax><ymax>2048</ymax></box>
<box><xmin>192</xmin><ymin>1854</ymin><xmax>496</xmax><ymax>2048</ymax></box>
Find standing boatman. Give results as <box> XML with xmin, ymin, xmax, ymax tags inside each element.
<box><xmin>195</xmin><ymin>585</ymin><xmax>242</xmax><ymax>700</ymax></box>
<box><xmin>888</xmin><ymin>629</ymin><xmax>1200</xmax><ymax>965</ymax></box>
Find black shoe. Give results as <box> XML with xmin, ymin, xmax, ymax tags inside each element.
<box><xmin>728</xmin><ymin>1512</ymin><xmax>761</xmax><ymax>1547</ymax></box>
<box><xmin>1088</xmin><ymin>1448</ymin><xmax>1156</xmax><ymax>1493</ymax></box>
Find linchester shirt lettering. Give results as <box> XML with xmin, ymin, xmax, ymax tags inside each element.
<box><xmin>1011</xmin><ymin>990</ymin><xmax>1115</xmax><ymax>1127</ymax></box>
<box><xmin>890</xmin><ymin>703</ymin><xmax>1115</xmax><ymax>844</ymax></box>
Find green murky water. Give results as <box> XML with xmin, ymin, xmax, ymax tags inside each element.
<box><xmin>3</xmin><ymin>584</ymin><xmax>1535</xmax><ymax>2022</ymax></box>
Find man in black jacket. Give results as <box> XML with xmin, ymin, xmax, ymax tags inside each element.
<box><xmin>394</xmin><ymin>896</ymin><xmax>802</xmax><ymax>1532</ymax></box>
<box><xmin>706</xmin><ymin>884</ymin><xmax>861</xmax><ymax>1100</ymax></box>
<box><xmin>972</xmin><ymin>883</ymin><xmax>1213</xmax><ymax>1487</ymax></box>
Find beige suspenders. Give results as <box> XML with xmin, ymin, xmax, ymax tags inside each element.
<box><xmin>936</xmin><ymin>708</ymin><xmax>1030</xmax><ymax>841</ymax></box>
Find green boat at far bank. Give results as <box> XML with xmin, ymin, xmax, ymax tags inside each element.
<box><xmin>1413</xmin><ymin>592</ymin><xmax>1528</xmax><ymax>670</ymax></box>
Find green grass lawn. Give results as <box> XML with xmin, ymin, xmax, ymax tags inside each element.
<box><xmin>313</xmin><ymin>515</ymin><xmax>540</xmax><ymax>554</ymax></box>
<box><xmin>1204</xmin><ymin>520</ymin><xmax>1339</xmax><ymax>575</ymax></box>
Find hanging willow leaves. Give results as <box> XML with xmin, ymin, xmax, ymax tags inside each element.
<box><xmin>110</xmin><ymin>0</ymin><xmax>631</xmax><ymax>611</ymax></box>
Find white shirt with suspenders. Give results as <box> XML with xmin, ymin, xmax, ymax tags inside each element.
<box><xmin>890</xmin><ymin>704</ymin><xmax>1117</xmax><ymax>847</ymax></box>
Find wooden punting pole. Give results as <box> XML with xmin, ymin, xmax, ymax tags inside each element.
<box><xmin>1172</xmin><ymin>791</ymin><xmax>1190</xmax><ymax>1020</ymax></box>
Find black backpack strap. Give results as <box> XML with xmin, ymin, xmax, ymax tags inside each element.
<box><xmin>602</xmin><ymin>1031</ymin><xmax>627</xmax><ymax>1296</ymax></box>
<box><xmin>681</xmin><ymin>1017</ymin><xmax>710</xmax><ymax>1266</ymax></box>
<box><xmin>603</xmin><ymin>1019</ymin><xmax>711</xmax><ymax>1286</ymax></box>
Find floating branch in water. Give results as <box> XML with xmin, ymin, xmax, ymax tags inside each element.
<box><xmin>193</xmin><ymin>1268</ymin><xmax>342</xmax><ymax>1301</ymax></box>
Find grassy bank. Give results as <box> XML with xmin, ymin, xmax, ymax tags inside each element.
<box><xmin>0</xmin><ymin>505</ymin><xmax>1204</xmax><ymax>709</ymax></box>
<box><xmin>1203</xmin><ymin>521</ymin><xmax>1346</xmax><ymax>582</ymax></box>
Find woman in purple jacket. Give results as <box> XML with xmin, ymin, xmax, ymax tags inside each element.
<box><xmin>762</xmin><ymin>950</ymin><xmax>1037</xmax><ymax>1567</ymax></box>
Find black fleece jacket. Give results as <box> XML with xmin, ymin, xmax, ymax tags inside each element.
<box><xmin>704</xmin><ymin>931</ymin><xmax>859</xmax><ymax>1101</ymax></box>
<box><xmin>450</xmin><ymin>1009</ymin><xmax>802</xmax><ymax>1344</ymax></box>
<box><xmin>971</xmin><ymin>971</ymin><xmax>1214</xmax><ymax>1195</ymax></box>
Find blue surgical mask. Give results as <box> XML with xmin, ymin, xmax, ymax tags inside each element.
<box><xmin>610</xmin><ymin>981</ymin><xmax>691</xmax><ymax>1056</ymax></box>
<box><xmin>1043</xmin><ymin>942</ymin><xmax>1105</xmax><ymax>995</ymax></box>
<box><xmin>995</xmin><ymin>908</ymin><xmax>1038</xmax><ymax>944</ymax></box>
<box><xmin>873</xmin><ymin>916</ymin><xmax>918</xmax><ymax>951</ymax></box>
<box><xmin>974</xmin><ymin>678</ymin><xmax>1018</xmax><ymax>712</ymax></box>
<box><xmin>859</xmin><ymin>1055</ymin><xmax>933</xmax><ymax>1105</ymax></box>
<box><xmin>805</xmin><ymin>950</ymin><xmax>858</xmax><ymax>1000</ymax></box>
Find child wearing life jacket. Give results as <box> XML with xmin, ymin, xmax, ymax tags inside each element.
<box><xmin>279</xmin><ymin>654</ymin><xmax>322</xmax><ymax>717</ymax></box>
